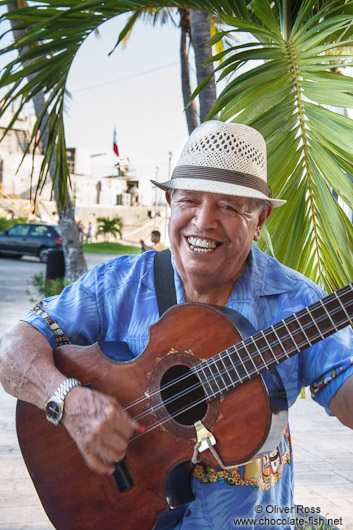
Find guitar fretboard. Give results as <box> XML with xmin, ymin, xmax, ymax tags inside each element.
<box><xmin>194</xmin><ymin>283</ymin><xmax>353</xmax><ymax>400</ymax></box>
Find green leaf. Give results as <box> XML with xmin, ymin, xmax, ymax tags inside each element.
<box><xmin>309</xmin><ymin>141</ymin><xmax>353</xmax><ymax>210</ymax></box>
<box><xmin>221</xmin><ymin>14</ymin><xmax>282</xmax><ymax>40</ymax></box>
<box><xmin>304</xmin><ymin>86</ymin><xmax>353</xmax><ymax>108</ymax></box>
<box><xmin>109</xmin><ymin>9</ymin><xmax>142</xmax><ymax>55</ymax></box>
<box><xmin>253</xmin><ymin>0</ymin><xmax>282</xmax><ymax>36</ymax></box>
<box><xmin>257</xmin><ymin>223</ymin><xmax>276</xmax><ymax>258</ymax></box>
<box><xmin>207</xmin><ymin>30</ymin><xmax>231</xmax><ymax>46</ymax></box>
<box><xmin>220</xmin><ymin>79</ymin><xmax>290</xmax><ymax>122</ymax></box>
<box><xmin>305</xmin><ymin>102</ymin><xmax>353</xmax><ymax>156</ymax></box>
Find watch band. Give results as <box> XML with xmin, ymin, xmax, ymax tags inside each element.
<box><xmin>53</xmin><ymin>378</ymin><xmax>81</xmax><ymax>401</ymax></box>
<box><xmin>46</xmin><ymin>378</ymin><xmax>82</xmax><ymax>425</ymax></box>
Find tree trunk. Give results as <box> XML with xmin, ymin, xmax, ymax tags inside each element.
<box><xmin>179</xmin><ymin>9</ymin><xmax>199</xmax><ymax>134</ymax></box>
<box><xmin>7</xmin><ymin>2</ymin><xmax>87</xmax><ymax>282</ymax></box>
<box><xmin>189</xmin><ymin>9</ymin><xmax>217</xmax><ymax>123</ymax></box>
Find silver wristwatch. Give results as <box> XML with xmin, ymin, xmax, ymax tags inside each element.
<box><xmin>45</xmin><ymin>378</ymin><xmax>81</xmax><ymax>425</ymax></box>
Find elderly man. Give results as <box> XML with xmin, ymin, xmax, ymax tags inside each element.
<box><xmin>1</xmin><ymin>121</ymin><xmax>353</xmax><ymax>530</ymax></box>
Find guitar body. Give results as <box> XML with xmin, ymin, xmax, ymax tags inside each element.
<box><xmin>16</xmin><ymin>303</ymin><xmax>288</xmax><ymax>530</ymax></box>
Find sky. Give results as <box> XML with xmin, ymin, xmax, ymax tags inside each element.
<box><xmin>0</xmin><ymin>9</ymin><xmax>200</xmax><ymax>205</ymax></box>
<box><xmin>63</xmin><ymin>14</ymin><xmax>194</xmax><ymax>205</ymax></box>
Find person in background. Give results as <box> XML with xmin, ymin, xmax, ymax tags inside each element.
<box><xmin>140</xmin><ymin>230</ymin><xmax>166</xmax><ymax>252</ymax></box>
<box><xmin>77</xmin><ymin>220</ymin><xmax>84</xmax><ymax>243</ymax></box>
<box><xmin>85</xmin><ymin>221</ymin><xmax>92</xmax><ymax>244</ymax></box>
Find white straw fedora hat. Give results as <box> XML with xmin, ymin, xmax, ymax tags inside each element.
<box><xmin>151</xmin><ymin>121</ymin><xmax>286</xmax><ymax>208</ymax></box>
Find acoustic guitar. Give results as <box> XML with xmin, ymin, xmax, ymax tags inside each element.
<box><xmin>16</xmin><ymin>284</ymin><xmax>353</xmax><ymax>529</ymax></box>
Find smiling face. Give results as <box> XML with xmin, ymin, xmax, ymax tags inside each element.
<box><xmin>166</xmin><ymin>189</ymin><xmax>272</xmax><ymax>303</ymax></box>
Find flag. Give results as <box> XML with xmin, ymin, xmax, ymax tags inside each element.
<box><xmin>113</xmin><ymin>128</ymin><xmax>119</xmax><ymax>157</ymax></box>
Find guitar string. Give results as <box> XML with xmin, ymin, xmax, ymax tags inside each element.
<box><xmin>125</xmin><ymin>299</ymin><xmax>353</xmax><ymax>431</ymax></box>
<box><xmin>124</xmin><ymin>288</ymin><xmax>353</xmax><ymax>413</ymax></box>
<box><xmin>130</xmin><ymin>320</ymin><xmax>348</xmax><ymax>437</ymax></box>
<box><xmin>125</xmin><ymin>297</ymin><xmax>353</xmax><ymax>419</ymax></box>
<box><xmin>130</xmin><ymin>307</ymin><xmax>352</xmax><ymax>442</ymax></box>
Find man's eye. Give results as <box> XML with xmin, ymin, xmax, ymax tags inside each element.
<box><xmin>220</xmin><ymin>204</ymin><xmax>237</xmax><ymax>212</ymax></box>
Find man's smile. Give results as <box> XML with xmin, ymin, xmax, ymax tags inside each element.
<box><xmin>186</xmin><ymin>236</ymin><xmax>220</xmax><ymax>253</ymax></box>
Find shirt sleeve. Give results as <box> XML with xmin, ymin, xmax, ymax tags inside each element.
<box><xmin>21</xmin><ymin>264</ymin><xmax>105</xmax><ymax>348</ymax></box>
<box><xmin>306</xmin><ymin>328</ymin><xmax>353</xmax><ymax>413</ymax></box>
<box><xmin>274</xmin><ymin>280</ymin><xmax>353</xmax><ymax>414</ymax></box>
<box><xmin>297</xmin><ymin>284</ymin><xmax>353</xmax><ymax>413</ymax></box>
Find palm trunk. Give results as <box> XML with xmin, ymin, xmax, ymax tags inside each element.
<box><xmin>179</xmin><ymin>9</ymin><xmax>199</xmax><ymax>134</ymax></box>
<box><xmin>189</xmin><ymin>9</ymin><xmax>217</xmax><ymax>123</ymax></box>
<box><xmin>7</xmin><ymin>1</ymin><xmax>87</xmax><ymax>282</ymax></box>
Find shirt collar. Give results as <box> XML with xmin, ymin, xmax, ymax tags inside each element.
<box><xmin>227</xmin><ymin>245</ymin><xmax>297</xmax><ymax>330</ymax></box>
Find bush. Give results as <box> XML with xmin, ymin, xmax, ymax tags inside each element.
<box><xmin>27</xmin><ymin>272</ymin><xmax>70</xmax><ymax>300</ymax></box>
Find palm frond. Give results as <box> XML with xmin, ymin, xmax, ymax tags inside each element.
<box><xmin>207</xmin><ymin>0</ymin><xmax>353</xmax><ymax>289</ymax></box>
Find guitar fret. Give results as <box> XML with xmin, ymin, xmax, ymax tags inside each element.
<box><xmin>198</xmin><ymin>364</ymin><xmax>218</xmax><ymax>399</ymax></box>
<box><xmin>281</xmin><ymin>319</ymin><xmax>300</xmax><ymax>353</ymax></box>
<box><xmin>225</xmin><ymin>348</ymin><xmax>243</xmax><ymax>382</ymax></box>
<box><xmin>220</xmin><ymin>351</ymin><xmax>240</xmax><ymax>388</ymax></box>
<box><xmin>270</xmin><ymin>325</ymin><xmax>288</xmax><ymax>360</ymax></box>
<box><xmin>250</xmin><ymin>335</ymin><xmax>269</xmax><ymax>369</ymax></box>
<box><xmin>204</xmin><ymin>359</ymin><xmax>223</xmax><ymax>397</ymax></box>
<box><xmin>292</xmin><ymin>313</ymin><xmax>312</xmax><ymax>346</ymax></box>
<box><xmin>214</xmin><ymin>356</ymin><xmax>232</xmax><ymax>390</ymax></box>
<box><xmin>319</xmin><ymin>299</ymin><xmax>338</xmax><ymax>331</ymax></box>
<box><xmin>334</xmin><ymin>291</ymin><xmax>351</xmax><ymax>323</ymax></box>
<box><xmin>229</xmin><ymin>344</ymin><xmax>252</xmax><ymax>381</ymax></box>
<box><xmin>260</xmin><ymin>330</ymin><xmax>279</xmax><ymax>364</ymax></box>
<box><xmin>305</xmin><ymin>307</ymin><xmax>324</xmax><ymax>340</ymax></box>
<box><xmin>236</xmin><ymin>345</ymin><xmax>252</xmax><ymax>379</ymax></box>
<box><xmin>241</xmin><ymin>343</ymin><xmax>260</xmax><ymax>374</ymax></box>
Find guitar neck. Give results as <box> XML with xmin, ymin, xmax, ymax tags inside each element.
<box><xmin>196</xmin><ymin>283</ymin><xmax>353</xmax><ymax>400</ymax></box>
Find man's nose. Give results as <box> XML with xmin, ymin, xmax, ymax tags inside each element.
<box><xmin>192</xmin><ymin>202</ymin><xmax>219</xmax><ymax>230</ymax></box>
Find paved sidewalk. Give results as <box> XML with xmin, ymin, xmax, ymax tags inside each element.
<box><xmin>290</xmin><ymin>394</ymin><xmax>353</xmax><ymax>528</ymax></box>
<box><xmin>0</xmin><ymin>254</ymin><xmax>353</xmax><ymax>529</ymax></box>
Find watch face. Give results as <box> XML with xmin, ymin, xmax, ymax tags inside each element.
<box><xmin>46</xmin><ymin>400</ymin><xmax>62</xmax><ymax>424</ymax></box>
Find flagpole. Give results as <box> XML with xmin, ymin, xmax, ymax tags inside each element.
<box><xmin>154</xmin><ymin>166</ymin><xmax>159</xmax><ymax>228</ymax></box>
<box><xmin>163</xmin><ymin>151</ymin><xmax>172</xmax><ymax>244</ymax></box>
<box><xmin>113</xmin><ymin>127</ymin><xmax>120</xmax><ymax>177</ymax></box>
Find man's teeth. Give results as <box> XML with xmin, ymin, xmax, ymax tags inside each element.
<box><xmin>187</xmin><ymin>237</ymin><xmax>217</xmax><ymax>253</ymax></box>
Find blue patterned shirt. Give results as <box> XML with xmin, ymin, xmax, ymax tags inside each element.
<box><xmin>22</xmin><ymin>245</ymin><xmax>353</xmax><ymax>530</ymax></box>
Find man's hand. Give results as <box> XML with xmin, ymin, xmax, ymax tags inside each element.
<box><xmin>63</xmin><ymin>386</ymin><xmax>139</xmax><ymax>475</ymax></box>
<box><xmin>330</xmin><ymin>374</ymin><xmax>353</xmax><ymax>430</ymax></box>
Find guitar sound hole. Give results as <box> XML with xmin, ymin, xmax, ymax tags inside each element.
<box><xmin>160</xmin><ymin>365</ymin><xmax>207</xmax><ymax>426</ymax></box>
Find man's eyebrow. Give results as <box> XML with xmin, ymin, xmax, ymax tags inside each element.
<box><xmin>175</xmin><ymin>190</ymin><xmax>198</xmax><ymax>198</ymax></box>
<box><xmin>217</xmin><ymin>196</ymin><xmax>243</xmax><ymax>205</ymax></box>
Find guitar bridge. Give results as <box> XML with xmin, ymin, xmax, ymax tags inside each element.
<box><xmin>192</xmin><ymin>421</ymin><xmax>244</xmax><ymax>470</ymax></box>
<box><xmin>193</xmin><ymin>420</ymin><xmax>216</xmax><ymax>453</ymax></box>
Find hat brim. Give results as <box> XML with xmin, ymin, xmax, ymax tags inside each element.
<box><xmin>151</xmin><ymin>178</ymin><xmax>286</xmax><ymax>208</ymax></box>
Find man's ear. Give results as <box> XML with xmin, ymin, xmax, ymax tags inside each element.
<box><xmin>254</xmin><ymin>205</ymin><xmax>273</xmax><ymax>242</ymax></box>
<box><xmin>165</xmin><ymin>191</ymin><xmax>172</xmax><ymax>206</ymax></box>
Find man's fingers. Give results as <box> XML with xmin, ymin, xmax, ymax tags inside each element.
<box><xmin>83</xmin><ymin>451</ymin><xmax>116</xmax><ymax>476</ymax></box>
<box><xmin>63</xmin><ymin>386</ymin><xmax>136</xmax><ymax>474</ymax></box>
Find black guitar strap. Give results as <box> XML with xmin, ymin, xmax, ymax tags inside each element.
<box><xmin>153</xmin><ymin>249</ymin><xmax>177</xmax><ymax>317</ymax></box>
<box><xmin>153</xmin><ymin>249</ymin><xmax>194</xmax><ymax>528</ymax></box>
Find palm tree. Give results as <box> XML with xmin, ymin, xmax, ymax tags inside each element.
<box><xmin>1</xmin><ymin>0</ymin><xmax>353</xmax><ymax>291</ymax></box>
<box><xmin>189</xmin><ymin>9</ymin><xmax>217</xmax><ymax>123</ymax></box>
<box><xmin>179</xmin><ymin>8</ymin><xmax>199</xmax><ymax>133</ymax></box>
<box><xmin>96</xmin><ymin>216</ymin><xmax>124</xmax><ymax>242</ymax></box>
<box><xmin>5</xmin><ymin>1</ymin><xmax>87</xmax><ymax>282</ymax></box>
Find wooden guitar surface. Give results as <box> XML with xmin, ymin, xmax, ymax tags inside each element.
<box><xmin>16</xmin><ymin>303</ymin><xmax>287</xmax><ymax>530</ymax></box>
